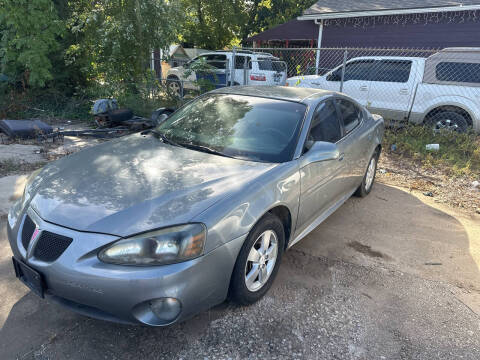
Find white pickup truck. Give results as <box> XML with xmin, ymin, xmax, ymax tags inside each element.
<box><xmin>287</xmin><ymin>48</ymin><xmax>480</xmax><ymax>133</ymax></box>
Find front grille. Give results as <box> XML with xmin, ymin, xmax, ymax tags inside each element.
<box><xmin>21</xmin><ymin>215</ymin><xmax>36</xmax><ymax>250</ymax></box>
<box><xmin>33</xmin><ymin>231</ymin><xmax>73</xmax><ymax>262</ymax></box>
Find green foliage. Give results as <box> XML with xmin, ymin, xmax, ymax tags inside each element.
<box><xmin>184</xmin><ymin>57</ymin><xmax>218</xmax><ymax>93</ymax></box>
<box><xmin>179</xmin><ymin>0</ymin><xmax>317</xmax><ymax>48</ymax></box>
<box><xmin>179</xmin><ymin>0</ymin><xmax>243</xmax><ymax>49</ymax></box>
<box><xmin>0</xmin><ymin>0</ymin><xmax>65</xmax><ymax>87</ymax></box>
<box><xmin>70</xmin><ymin>0</ymin><xmax>181</xmax><ymax>84</ymax></box>
<box><xmin>384</xmin><ymin>125</ymin><xmax>480</xmax><ymax>176</ymax></box>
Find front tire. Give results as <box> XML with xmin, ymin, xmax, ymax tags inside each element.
<box><xmin>166</xmin><ymin>77</ymin><xmax>182</xmax><ymax>97</ymax></box>
<box><xmin>229</xmin><ymin>213</ymin><xmax>285</xmax><ymax>305</ymax></box>
<box><xmin>355</xmin><ymin>149</ymin><xmax>379</xmax><ymax>197</ymax></box>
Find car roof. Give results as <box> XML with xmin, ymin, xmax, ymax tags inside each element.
<box><xmin>211</xmin><ymin>86</ymin><xmax>335</xmax><ymax>104</ymax></box>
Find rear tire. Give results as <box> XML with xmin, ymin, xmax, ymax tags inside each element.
<box><xmin>229</xmin><ymin>213</ymin><xmax>285</xmax><ymax>305</ymax></box>
<box><xmin>354</xmin><ymin>149</ymin><xmax>379</xmax><ymax>198</ymax></box>
<box><xmin>427</xmin><ymin>111</ymin><xmax>469</xmax><ymax>133</ymax></box>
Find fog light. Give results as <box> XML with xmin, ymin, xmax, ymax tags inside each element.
<box><xmin>149</xmin><ymin>298</ymin><xmax>181</xmax><ymax>322</ymax></box>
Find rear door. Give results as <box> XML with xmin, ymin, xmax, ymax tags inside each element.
<box><xmin>255</xmin><ymin>57</ymin><xmax>287</xmax><ymax>86</ymax></box>
<box><xmin>366</xmin><ymin>60</ymin><xmax>416</xmax><ymax>121</ymax></box>
<box><xmin>335</xmin><ymin>98</ymin><xmax>367</xmax><ymax>190</ymax></box>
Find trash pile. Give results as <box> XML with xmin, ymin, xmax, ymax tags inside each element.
<box><xmin>0</xmin><ymin>99</ymin><xmax>175</xmax><ymax>142</ymax></box>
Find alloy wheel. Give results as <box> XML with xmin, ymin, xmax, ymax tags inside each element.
<box><xmin>244</xmin><ymin>230</ymin><xmax>278</xmax><ymax>292</ymax></box>
<box><xmin>365</xmin><ymin>156</ymin><xmax>377</xmax><ymax>191</ymax></box>
<box><xmin>434</xmin><ymin>119</ymin><xmax>459</xmax><ymax>133</ymax></box>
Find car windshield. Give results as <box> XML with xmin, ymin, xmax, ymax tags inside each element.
<box><xmin>156</xmin><ymin>94</ymin><xmax>306</xmax><ymax>163</ymax></box>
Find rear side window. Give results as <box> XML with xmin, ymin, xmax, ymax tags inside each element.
<box><xmin>309</xmin><ymin>101</ymin><xmax>342</xmax><ymax>143</ymax></box>
<box><xmin>370</xmin><ymin>60</ymin><xmax>412</xmax><ymax>83</ymax></box>
<box><xmin>205</xmin><ymin>54</ymin><xmax>228</xmax><ymax>69</ymax></box>
<box><xmin>257</xmin><ymin>58</ymin><xmax>286</xmax><ymax>72</ymax></box>
<box><xmin>336</xmin><ymin>99</ymin><xmax>361</xmax><ymax>134</ymax></box>
<box><xmin>436</xmin><ymin>62</ymin><xmax>480</xmax><ymax>83</ymax></box>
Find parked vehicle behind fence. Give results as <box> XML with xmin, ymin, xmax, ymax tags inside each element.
<box><xmin>287</xmin><ymin>47</ymin><xmax>480</xmax><ymax>133</ymax></box>
<box><xmin>166</xmin><ymin>51</ymin><xmax>287</xmax><ymax>95</ymax></box>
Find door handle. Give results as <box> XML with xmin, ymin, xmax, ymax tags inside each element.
<box><xmin>399</xmin><ymin>88</ymin><xmax>409</xmax><ymax>95</ymax></box>
<box><xmin>338</xmin><ymin>153</ymin><xmax>345</xmax><ymax>162</ymax></box>
<box><xmin>312</xmin><ymin>82</ymin><xmax>322</xmax><ymax>86</ymax></box>
<box><xmin>359</xmin><ymin>86</ymin><xmax>368</xmax><ymax>92</ymax></box>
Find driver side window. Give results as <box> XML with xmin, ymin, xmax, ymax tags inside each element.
<box><xmin>328</xmin><ymin>60</ymin><xmax>375</xmax><ymax>82</ymax></box>
<box><xmin>308</xmin><ymin>100</ymin><xmax>342</xmax><ymax>143</ymax></box>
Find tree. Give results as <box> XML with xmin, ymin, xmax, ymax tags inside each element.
<box><xmin>179</xmin><ymin>0</ymin><xmax>243</xmax><ymax>49</ymax></box>
<box><xmin>0</xmin><ymin>0</ymin><xmax>64</xmax><ymax>88</ymax></box>
<box><xmin>178</xmin><ymin>0</ymin><xmax>317</xmax><ymax>49</ymax></box>
<box><xmin>241</xmin><ymin>0</ymin><xmax>318</xmax><ymax>43</ymax></box>
<box><xmin>72</xmin><ymin>0</ymin><xmax>182</xmax><ymax>84</ymax></box>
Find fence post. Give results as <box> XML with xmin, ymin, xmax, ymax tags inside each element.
<box><xmin>243</xmin><ymin>56</ymin><xmax>248</xmax><ymax>85</ymax></box>
<box><xmin>340</xmin><ymin>49</ymin><xmax>348</xmax><ymax>93</ymax></box>
<box><xmin>230</xmin><ymin>46</ymin><xmax>237</xmax><ymax>86</ymax></box>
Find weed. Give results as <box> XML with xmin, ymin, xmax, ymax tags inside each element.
<box><xmin>383</xmin><ymin>125</ymin><xmax>480</xmax><ymax>176</ymax></box>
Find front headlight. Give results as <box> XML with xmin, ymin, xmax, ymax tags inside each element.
<box><xmin>98</xmin><ymin>224</ymin><xmax>206</xmax><ymax>266</ymax></box>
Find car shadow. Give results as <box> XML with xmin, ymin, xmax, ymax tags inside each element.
<box><xmin>1</xmin><ymin>183</ymin><xmax>479</xmax><ymax>359</ymax></box>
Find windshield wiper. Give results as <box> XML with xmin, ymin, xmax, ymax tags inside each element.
<box><xmin>147</xmin><ymin>130</ymin><xmax>179</xmax><ymax>147</ymax></box>
<box><xmin>177</xmin><ymin>142</ymin><xmax>234</xmax><ymax>159</ymax></box>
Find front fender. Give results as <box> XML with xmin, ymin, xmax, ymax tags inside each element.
<box><xmin>192</xmin><ymin>162</ymin><xmax>301</xmax><ymax>254</ymax></box>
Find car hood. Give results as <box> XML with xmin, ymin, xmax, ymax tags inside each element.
<box><xmin>28</xmin><ymin>133</ymin><xmax>275</xmax><ymax>237</ymax></box>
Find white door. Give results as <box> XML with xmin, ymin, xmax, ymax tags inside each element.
<box><xmin>366</xmin><ymin>60</ymin><xmax>417</xmax><ymax>121</ymax></box>
<box><xmin>312</xmin><ymin>60</ymin><xmax>376</xmax><ymax>106</ymax></box>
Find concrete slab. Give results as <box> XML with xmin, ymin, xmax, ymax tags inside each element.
<box><xmin>0</xmin><ymin>144</ymin><xmax>44</xmax><ymax>164</ymax></box>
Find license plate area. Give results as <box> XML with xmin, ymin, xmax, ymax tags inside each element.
<box><xmin>12</xmin><ymin>257</ymin><xmax>45</xmax><ymax>298</ymax></box>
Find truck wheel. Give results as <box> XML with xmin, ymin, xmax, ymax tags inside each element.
<box><xmin>428</xmin><ymin>111</ymin><xmax>469</xmax><ymax>133</ymax></box>
<box><xmin>166</xmin><ymin>77</ymin><xmax>182</xmax><ymax>97</ymax></box>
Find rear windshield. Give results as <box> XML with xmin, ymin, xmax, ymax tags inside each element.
<box><xmin>157</xmin><ymin>94</ymin><xmax>306</xmax><ymax>163</ymax></box>
<box><xmin>257</xmin><ymin>58</ymin><xmax>286</xmax><ymax>72</ymax></box>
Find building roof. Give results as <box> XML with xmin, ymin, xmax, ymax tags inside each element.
<box><xmin>246</xmin><ymin>19</ymin><xmax>319</xmax><ymax>42</ymax></box>
<box><xmin>301</xmin><ymin>0</ymin><xmax>480</xmax><ymax>18</ymax></box>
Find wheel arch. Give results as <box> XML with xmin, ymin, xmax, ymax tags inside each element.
<box><xmin>266</xmin><ymin>205</ymin><xmax>293</xmax><ymax>250</ymax></box>
<box><xmin>424</xmin><ymin>105</ymin><xmax>473</xmax><ymax>126</ymax></box>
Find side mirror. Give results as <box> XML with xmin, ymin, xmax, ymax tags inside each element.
<box><xmin>326</xmin><ymin>73</ymin><xmax>341</xmax><ymax>82</ymax></box>
<box><xmin>301</xmin><ymin>141</ymin><xmax>339</xmax><ymax>166</ymax></box>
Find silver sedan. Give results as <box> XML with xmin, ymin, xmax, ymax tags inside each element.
<box><xmin>8</xmin><ymin>86</ymin><xmax>384</xmax><ymax>326</ymax></box>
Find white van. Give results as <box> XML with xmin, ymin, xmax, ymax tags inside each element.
<box><xmin>166</xmin><ymin>51</ymin><xmax>287</xmax><ymax>95</ymax></box>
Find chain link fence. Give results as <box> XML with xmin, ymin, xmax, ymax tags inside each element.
<box><xmin>149</xmin><ymin>46</ymin><xmax>480</xmax><ymax>131</ymax></box>
<box><xmin>237</xmin><ymin>46</ymin><xmax>480</xmax><ymax>131</ymax></box>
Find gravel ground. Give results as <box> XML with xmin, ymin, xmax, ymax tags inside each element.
<box><xmin>1</xmin><ymin>182</ymin><xmax>480</xmax><ymax>360</ymax></box>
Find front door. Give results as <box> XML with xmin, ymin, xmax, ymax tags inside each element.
<box><xmin>295</xmin><ymin>100</ymin><xmax>345</xmax><ymax>236</ymax></box>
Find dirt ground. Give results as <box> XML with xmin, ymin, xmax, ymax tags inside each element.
<box><xmin>1</xmin><ymin>167</ymin><xmax>480</xmax><ymax>359</ymax></box>
<box><xmin>377</xmin><ymin>152</ymin><xmax>480</xmax><ymax>214</ymax></box>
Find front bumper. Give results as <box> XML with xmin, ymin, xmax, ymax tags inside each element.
<box><xmin>7</xmin><ymin>208</ymin><xmax>246</xmax><ymax>326</ymax></box>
